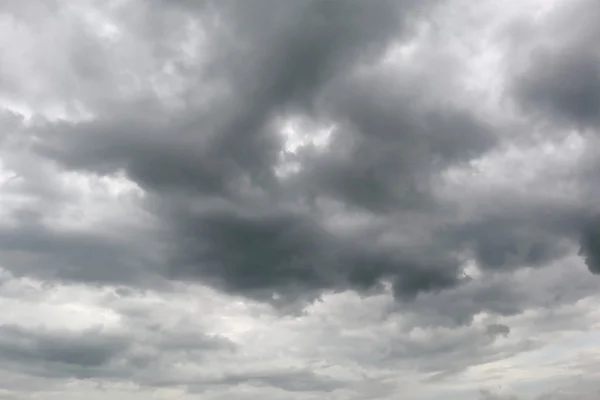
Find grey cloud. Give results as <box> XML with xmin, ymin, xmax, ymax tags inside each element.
<box><xmin>580</xmin><ymin>217</ymin><xmax>600</xmax><ymax>274</ymax></box>
<box><xmin>163</xmin><ymin>204</ymin><xmax>466</xmax><ymax>306</ymax></box>
<box><xmin>393</xmin><ymin>255</ymin><xmax>600</xmax><ymax>328</ymax></box>
<box><xmin>479</xmin><ymin>390</ymin><xmax>519</xmax><ymax>400</ymax></box>
<box><xmin>5</xmin><ymin>0</ymin><xmax>600</xmax><ymax>398</ymax></box>
<box><xmin>0</xmin><ymin>325</ymin><xmax>128</xmax><ymax>372</ymax></box>
<box><xmin>0</xmin><ymin>0</ymin><xmax>59</xmax><ymax>22</ymax></box>
<box><xmin>439</xmin><ymin>208</ymin><xmax>584</xmax><ymax>272</ymax></box>
<box><xmin>516</xmin><ymin>49</ymin><xmax>600</xmax><ymax>129</ymax></box>
<box><xmin>0</xmin><ymin>110</ymin><xmax>24</xmax><ymax>140</ymax></box>
<box><xmin>0</xmin><ymin>208</ymin><xmax>161</xmax><ymax>286</ymax></box>
<box><xmin>291</xmin><ymin>273</ymin><xmax>596</xmax><ymax>381</ymax></box>
<box><xmin>19</xmin><ymin>14</ymin><xmax>594</xmax><ymax>317</ymax></box>
<box><xmin>32</xmin><ymin>0</ymin><xmax>423</xmax><ymax>198</ymax></box>
<box><xmin>392</xmin><ymin>329</ymin><xmax>535</xmax><ymax>377</ymax></box>
<box><xmin>316</xmin><ymin>308</ymin><xmax>538</xmax><ymax>380</ymax></box>
<box><xmin>511</xmin><ymin>0</ymin><xmax>600</xmax><ymax>129</ymax></box>
<box><xmin>187</xmin><ymin>369</ymin><xmax>345</xmax><ymax>394</ymax></box>
<box><xmin>293</xmin><ymin>72</ymin><xmax>496</xmax><ymax>212</ymax></box>
<box><xmin>0</xmin><ymin>313</ymin><xmax>234</xmax><ymax>385</ymax></box>
<box><xmin>2</xmin><ymin>0</ymin><xmax>600</xmax><ymax>348</ymax></box>
<box><xmin>23</xmin><ymin>0</ymin><xmax>483</xmax><ymax>305</ymax></box>
<box><xmin>486</xmin><ymin>324</ymin><xmax>510</xmax><ymax>337</ymax></box>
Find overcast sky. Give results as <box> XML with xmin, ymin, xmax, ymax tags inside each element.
<box><xmin>1</xmin><ymin>0</ymin><xmax>600</xmax><ymax>399</ymax></box>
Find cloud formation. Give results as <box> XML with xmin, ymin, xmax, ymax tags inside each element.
<box><xmin>1</xmin><ymin>0</ymin><xmax>600</xmax><ymax>398</ymax></box>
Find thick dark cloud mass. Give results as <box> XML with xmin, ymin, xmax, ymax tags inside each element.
<box><xmin>1</xmin><ymin>0</ymin><xmax>597</xmax><ymax>313</ymax></box>
<box><xmin>23</xmin><ymin>0</ymin><xmax>488</xmax><ymax>304</ymax></box>
<box><xmin>508</xmin><ymin>0</ymin><xmax>600</xmax><ymax>278</ymax></box>
<box><xmin>512</xmin><ymin>0</ymin><xmax>600</xmax><ymax>129</ymax></box>
<box><xmin>580</xmin><ymin>218</ymin><xmax>600</xmax><ymax>274</ymax></box>
<box><xmin>3</xmin><ymin>0</ymin><xmax>600</xmax><ymax>397</ymax></box>
<box><xmin>295</xmin><ymin>73</ymin><xmax>496</xmax><ymax>211</ymax></box>
<box><xmin>0</xmin><ymin>0</ymin><xmax>597</xmax><ymax>314</ymax></box>
<box><xmin>518</xmin><ymin>52</ymin><xmax>600</xmax><ymax>128</ymax></box>
<box><xmin>165</xmin><ymin>203</ymin><xmax>465</xmax><ymax>305</ymax></box>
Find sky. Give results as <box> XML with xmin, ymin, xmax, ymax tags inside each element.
<box><xmin>0</xmin><ymin>0</ymin><xmax>600</xmax><ymax>399</ymax></box>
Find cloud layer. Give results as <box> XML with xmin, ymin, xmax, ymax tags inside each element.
<box><xmin>1</xmin><ymin>0</ymin><xmax>600</xmax><ymax>399</ymax></box>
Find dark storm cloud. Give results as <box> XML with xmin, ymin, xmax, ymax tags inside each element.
<box><xmin>32</xmin><ymin>0</ymin><xmax>423</xmax><ymax>197</ymax></box>
<box><xmin>4</xmin><ymin>0</ymin><xmax>600</xmax><ymax>321</ymax></box>
<box><xmin>508</xmin><ymin>0</ymin><xmax>600</xmax><ymax>281</ymax></box>
<box><xmin>5</xmin><ymin>0</ymin><xmax>600</xmax><ymax>398</ymax></box>
<box><xmin>24</xmin><ymin>0</ymin><xmax>483</xmax><ymax>303</ymax></box>
<box><xmin>293</xmin><ymin>71</ymin><xmax>496</xmax><ymax>212</ymax></box>
<box><xmin>165</xmin><ymin>205</ymin><xmax>464</xmax><ymax>305</ymax></box>
<box><xmin>438</xmin><ymin>207</ymin><xmax>584</xmax><ymax>272</ymax></box>
<box><xmin>516</xmin><ymin>49</ymin><xmax>600</xmax><ymax>129</ymax></box>
<box><xmin>580</xmin><ymin>217</ymin><xmax>600</xmax><ymax>274</ymax></box>
<box><xmin>511</xmin><ymin>0</ymin><xmax>600</xmax><ymax>129</ymax></box>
